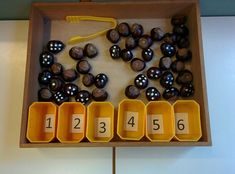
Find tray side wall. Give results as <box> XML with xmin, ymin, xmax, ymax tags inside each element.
<box><xmin>20</xmin><ymin>1</ymin><xmax>211</xmax><ymax>147</ymax></box>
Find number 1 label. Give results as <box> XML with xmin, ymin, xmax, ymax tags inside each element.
<box><xmin>124</xmin><ymin>111</ymin><xmax>138</xmax><ymax>131</ymax></box>
<box><xmin>95</xmin><ymin>118</ymin><xmax>111</xmax><ymax>138</ymax></box>
<box><xmin>148</xmin><ymin>114</ymin><xmax>164</xmax><ymax>134</ymax></box>
<box><xmin>44</xmin><ymin>114</ymin><xmax>55</xmax><ymax>133</ymax></box>
<box><xmin>71</xmin><ymin>114</ymin><xmax>84</xmax><ymax>133</ymax></box>
<box><xmin>175</xmin><ymin>113</ymin><xmax>189</xmax><ymax>134</ymax></box>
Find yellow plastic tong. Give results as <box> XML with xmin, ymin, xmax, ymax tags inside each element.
<box><xmin>66</xmin><ymin>16</ymin><xmax>117</xmax><ymax>44</ymax></box>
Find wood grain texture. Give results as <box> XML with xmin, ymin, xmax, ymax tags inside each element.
<box><xmin>20</xmin><ymin>0</ymin><xmax>211</xmax><ymax>147</ymax></box>
<box><xmin>20</xmin><ymin>141</ymin><xmax>211</xmax><ymax>148</ymax></box>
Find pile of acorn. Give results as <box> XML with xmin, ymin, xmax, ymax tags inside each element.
<box><xmin>37</xmin><ymin>15</ymin><xmax>194</xmax><ymax>105</ymax></box>
<box><xmin>107</xmin><ymin>15</ymin><xmax>194</xmax><ymax>101</ymax></box>
<box><xmin>38</xmin><ymin>41</ymin><xmax>109</xmax><ymax>105</ymax></box>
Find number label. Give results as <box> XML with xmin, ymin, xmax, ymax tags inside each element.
<box><xmin>95</xmin><ymin>118</ymin><xmax>111</xmax><ymax>137</ymax></box>
<box><xmin>71</xmin><ymin>114</ymin><xmax>84</xmax><ymax>133</ymax></box>
<box><xmin>175</xmin><ymin>113</ymin><xmax>189</xmax><ymax>134</ymax></box>
<box><xmin>124</xmin><ymin>111</ymin><xmax>138</xmax><ymax>131</ymax></box>
<box><xmin>148</xmin><ymin>114</ymin><xmax>164</xmax><ymax>134</ymax></box>
<box><xmin>44</xmin><ymin>114</ymin><xmax>55</xmax><ymax>133</ymax></box>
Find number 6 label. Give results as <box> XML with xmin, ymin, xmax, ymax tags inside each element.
<box><xmin>95</xmin><ymin>118</ymin><xmax>111</xmax><ymax>137</ymax></box>
<box><xmin>175</xmin><ymin>113</ymin><xmax>189</xmax><ymax>134</ymax></box>
<box><xmin>71</xmin><ymin>114</ymin><xmax>84</xmax><ymax>133</ymax></box>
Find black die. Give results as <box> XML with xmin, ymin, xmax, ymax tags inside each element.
<box><xmin>180</xmin><ymin>83</ymin><xmax>194</xmax><ymax>97</ymax></box>
<box><xmin>39</xmin><ymin>51</ymin><xmax>54</xmax><ymax>68</ymax></box>
<box><xmin>147</xmin><ymin>67</ymin><xmax>162</xmax><ymax>80</ymax></box>
<box><xmin>163</xmin><ymin>87</ymin><xmax>179</xmax><ymax>101</ymax></box>
<box><xmin>142</xmin><ymin>48</ymin><xmax>154</xmax><ymax>62</ymax></box>
<box><xmin>134</xmin><ymin>74</ymin><xmax>148</xmax><ymax>89</ymax></box>
<box><xmin>53</xmin><ymin>91</ymin><xmax>69</xmax><ymax>105</ymax></box>
<box><xmin>146</xmin><ymin>87</ymin><xmax>161</xmax><ymax>101</ymax></box>
<box><xmin>160</xmin><ymin>71</ymin><xmax>174</xmax><ymax>88</ymax></box>
<box><xmin>64</xmin><ymin>83</ymin><xmax>79</xmax><ymax>97</ymax></box>
<box><xmin>109</xmin><ymin>45</ymin><xmax>121</xmax><ymax>59</ymax></box>
<box><xmin>47</xmin><ymin>40</ymin><xmax>65</xmax><ymax>54</ymax></box>
<box><xmin>160</xmin><ymin>43</ymin><xmax>176</xmax><ymax>57</ymax></box>
<box><xmin>75</xmin><ymin>90</ymin><xmax>91</xmax><ymax>105</ymax></box>
<box><xmin>95</xmin><ymin>73</ymin><xmax>108</xmax><ymax>88</ymax></box>
<box><xmin>38</xmin><ymin>70</ymin><xmax>52</xmax><ymax>85</ymax></box>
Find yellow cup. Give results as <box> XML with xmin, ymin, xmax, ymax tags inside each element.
<box><xmin>146</xmin><ymin>101</ymin><xmax>175</xmax><ymax>142</ymax></box>
<box><xmin>26</xmin><ymin>102</ymin><xmax>57</xmax><ymax>143</ymax></box>
<box><xmin>86</xmin><ymin>102</ymin><xmax>114</xmax><ymax>142</ymax></box>
<box><xmin>57</xmin><ymin>102</ymin><xmax>86</xmax><ymax>143</ymax></box>
<box><xmin>117</xmin><ymin>99</ymin><xmax>146</xmax><ymax>141</ymax></box>
<box><xmin>173</xmin><ymin>100</ymin><xmax>202</xmax><ymax>141</ymax></box>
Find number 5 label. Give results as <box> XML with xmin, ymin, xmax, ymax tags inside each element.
<box><xmin>124</xmin><ymin>111</ymin><xmax>138</xmax><ymax>131</ymax></box>
<box><xmin>175</xmin><ymin>113</ymin><xmax>189</xmax><ymax>134</ymax></box>
<box><xmin>44</xmin><ymin>114</ymin><xmax>55</xmax><ymax>133</ymax></box>
<box><xmin>71</xmin><ymin>114</ymin><xmax>84</xmax><ymax>133</ymax></box>
<box><xmin>148</xmin><ymin>114</ymin><xmax>164</xmax><ymax>134</ymax></box>
<box><xmin>95</xmin><ymin>118</ymin><xmax>111</xmax><ymax>138</ymax></box>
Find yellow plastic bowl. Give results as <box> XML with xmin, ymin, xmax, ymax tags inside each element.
<box><xmin>86</xmin><ymin>102</ymin><xmax>114</xmax><ymax>142</ymax></box>
<box><xmin>146</xmin><ymin>101</ymin><xmax>175</xmax><ymax>142</ymax></box>
<box><xmin>26</xmin><ymin>102</ymin><xmax>57</xmax><ymax>143</ymax></box>
<box><xmin>57</xmin><ymin>102</ymin><xmax>86</xmax><ymax>143</ymax></box>
<box><xmin>117</xmin><ymin>99</ymin><xmax>146</xmax><ymax>140</ymax></box>
<box><xmin>173</xmin><ymin>100</ymin><xmax>202</xmax><ymax>141</ymax></box>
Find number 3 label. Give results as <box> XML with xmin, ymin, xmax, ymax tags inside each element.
<box><xmin>148</xmin><ymin>114</ymin><xmax>164</xmax><ymax>134</ymax></box>
<box><xmin>175</xmin><ymin>113</ymin><xmax>189</xmax><ymax>134</ymax></box>
<box><xmin>95</xmin><ymin>118</ymin><xmax>111</xmax><ymax>137</ymax></box>
<box><xmin>125</xmin><ymin>111</ymin><xmax>138</xmax><ymax>131</ymax></box>
<box><xmin>71</xmin><ymin>114</ymin><xmax>84</xmax><ymax>133</ymax></box>
<box><xmin>44</xmin><ymin>114</ymin><xmax>55</xmax><ymax>133</ymax></box>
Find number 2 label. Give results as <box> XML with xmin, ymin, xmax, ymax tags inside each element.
<box><xmin>175</xmin><ymin>113</ymin><xmax>189</xmax><ymax>134</ymax></box>
<box><xmin>125</xmin><ymin>111</ymin><xmax>138</xmax><ymax>131</ymax></box>
<box><xmin>71</xmin><ymin>114</ymin><xmax>84</xmax><ymax>133</ymax></box>
<box><xmin>44</xmin><ymin>114</ymin><xmax>55</xmax><ymax>133</ymax></box>
<box><xmin>148</xmin><ymin>114</ymin><xmax>164</xmax><ymax>134</ymax></box>
<box><xmin>95</xmin><ymin>118</ymin><xmax>111</xmax><ymax>137</ymax></box>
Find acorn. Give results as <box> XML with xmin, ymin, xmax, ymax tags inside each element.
<box><xmin>130</xmin><ymin>58</ymin><xmax>146</xmax><ymax>72</ymax></box>
<box><xmin>106</xmin><ymin>29</ymin><xmax>120</xmax><ymax>43</ymax></box>
<box><xmin>125</xmin><ymin>85</ymin><xmax>140</xmax><ymax>99</ymax></box>
<box><xmin>131</xmin><ymin>23</ymin><xmax>143</xmax><ymax>38</ymax></box>
<box><xmin>150</xmin><ymin>27</ymin><xmax>164</xmax><ymax>41</ymax></box>
<box><xmin>117</xmin><ymin>22</ymin><xmax>130</xmax><ymax>37</ymax></box>
<box><xmin>138</xmin><ymin>35</ymin><xmax>153</xmax><ymax>49</ymax></box>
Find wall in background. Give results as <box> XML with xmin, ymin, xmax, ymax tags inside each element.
<box><xmin>0</xmin><ymin>0</ymin><xmax>235</xmax><ymax>20</ymax></box>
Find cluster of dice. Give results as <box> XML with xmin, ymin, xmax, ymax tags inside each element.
<box><xmin>107</xmin><ymin>15</ymin><xmax>195</xmax><ymax>101</ymax></box>
<box><xmin>38</xmin><ymin>41</ymin><xmax>109</xmax><ymax>105</ymax></box>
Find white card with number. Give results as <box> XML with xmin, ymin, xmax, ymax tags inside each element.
<box><xmin>124</xmin><ymin>111</ymin><xmax>138</xmax><ymax>132</ymax></box>
<box><xmin>175</xmin><ymin>113</ymin><xmax>189</xmax><ymax>134</ymax></box>
<box><xmin>148</xmin><ymin>114</ymin><xmax>164</xmax><ymax>134</ymax></box>
<box><xmin>95</xmin><ymin>117</ymin><xmax>111</xmax><ymax>138</ymax></box>
<box><xmin>44</xmin><ymin>114</ymin><xmax>55</xmax><ymax>133</ymax></box>
<box><xmin>71</xmin><ymin>114</ymin><xmax>84</xmax><ymax>133</ymax></box>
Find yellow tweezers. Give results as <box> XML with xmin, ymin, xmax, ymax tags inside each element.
<box><xmin>66</xmin><ymin>16</ymin><xmax>117</xmax><ymax>44</ymax></box>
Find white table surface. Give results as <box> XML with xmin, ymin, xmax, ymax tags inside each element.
<box><xmin>0</xmin><ymin>17</ymin><xmax>234</xmax><ymax>174</ymax></box>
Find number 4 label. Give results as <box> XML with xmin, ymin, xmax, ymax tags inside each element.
<box><xmin>125</xmin><ymin>111</ymin><xmax>138</xmax><ymax>131</ymax></box>
<box><xmin>148</xmin><ymin>114</ymin><xmax>164</xmax><ymax>134</ymax></box>
<box><xmin>175</xmin><ymin>113</ymin><xmax>189</xmax><ymax>134</ymax></box>
<box><xmin>71</xmin><ymin>114</ymin><xmax>84</xmax><ymax>133</ymax></box>
<box><xmin>95</xmin><ymin>118</ymin><xmax>111</xmax><ymax>138</ymax></box>
<box><xmin>44</xmin><ymin>114</ymin><xmax>55</xmax><ymax>133</ymax></box>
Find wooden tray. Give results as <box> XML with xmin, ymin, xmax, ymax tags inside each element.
<box><xmin>20</xmin><ymin>0</ymin><xmax>211</xmax><ymax>147</ymax></box>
